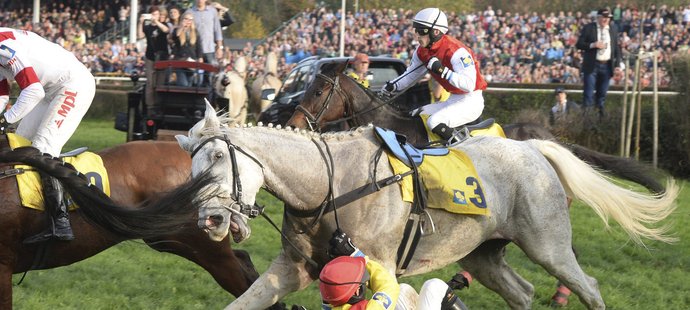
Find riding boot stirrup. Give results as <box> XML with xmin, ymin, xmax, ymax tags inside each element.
<box><xmin>24</xmin><ymin>174</ymin><xmax>74</xmax><ymax>244</ymax></box>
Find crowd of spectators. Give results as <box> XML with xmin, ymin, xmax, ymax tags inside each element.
<box><xmin>2</xmin><ymin>1</ymin><xmax>690</xmax><ymax>89</ymax></box>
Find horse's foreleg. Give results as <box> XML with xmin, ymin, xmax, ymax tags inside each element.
<box><xmin>459</xmin><ymin>239</ymin><xmax>534</xmax><ymax>309</ymax></box>
<box><xmin>224</xmin><ymin>250</ymin><xmax>313</xmax><ymax>310</ymax></box>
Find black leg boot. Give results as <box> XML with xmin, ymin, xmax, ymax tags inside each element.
<box><xmin>432</xmin><ymin>123</ymin><xmax>455</xmax><ymax>144</ymax></box>
<box><xmin>24</xmin><ymin>173</ymin><xmax>74</xmax><ymax>244</ymax></box>
<box><xmin>440</xmin><ymin>286</ymin><xmax>469</xmax><ymax>310</ymax></box>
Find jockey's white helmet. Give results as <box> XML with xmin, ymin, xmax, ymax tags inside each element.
<box><xmin>413</xmin><ymin>8</ymin><xmax>448</xmax><ymax>34</ymax></box>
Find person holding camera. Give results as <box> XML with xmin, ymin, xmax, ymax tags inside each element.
<box><xmin>137</xmin><ymin>6</ymin><xmax>171</xmax><ymax>106</ymax></box>
<box><xmin>170</xmin><ymin>12</ymin><xmax>204</xmax><ymax>86</ymax></box>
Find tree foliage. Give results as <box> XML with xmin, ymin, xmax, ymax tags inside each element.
<box><xmin>228</xmin><ymin>11</ymin><xmax>267</xmax><ymax>39</ymax></box>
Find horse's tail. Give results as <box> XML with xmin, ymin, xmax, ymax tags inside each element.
<box><xmin>528</xmin><ymin>139</ymin><xmax>679</xmax><ymax>245</ymax></box>
<box><xmin>1</xmin><ymin>147</ymin><xmax>217</xmax><ymax>239</ymax></box>
<box><xmin>566</xmin><ymin>143</ymin><xmax>665</xmax><ymax>193</ymax></box>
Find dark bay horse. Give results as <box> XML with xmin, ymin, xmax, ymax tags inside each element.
<box><xmin>285</xmin><ymin>61</ymin><xmax>664</xmax><ymax>193</ymax></box>
<box><xmin>0</xmin><ymin>138</ymin><xmax>280</xmax><ymax>309</ymax></box>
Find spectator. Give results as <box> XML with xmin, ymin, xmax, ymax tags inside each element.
<box><xmin>137</xmin><ymin>6</ymin><xmax>170</xmax><ymax>107</ymax></box>
<box><xmin>170</xmin><ymin>12</ymin><xmax>203</xmax><ymax>86</ymax></box>
<box><xmin>168</xmin><ymin>5</ymin><xmax>182</xmax><ymax>33</ymax></box>
<box><xmin>550</xmin><ymin>87</ymin><xmax>580</xmax><ymax>125</ymax></box>
<box><xmin>186</xmin><ymin>0</ymin><xmax>223</xmax><ymax>66</ymax></box>
<box><xmin>576</xmin><ymin>7</ymin><xmax>623</xmax><ymax>120</ymax></box>
<box><xmin>345</xmin><ymin>53</ymin><xmax>372</xmax><ymax>88</ymax></box>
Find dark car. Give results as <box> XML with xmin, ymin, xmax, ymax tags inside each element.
<box><xmin>257</xmin><ymin>56</ymin><xmax>430</xmax><ymax>126</ymax></box>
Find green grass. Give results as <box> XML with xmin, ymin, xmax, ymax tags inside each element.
<box><xmin>11</xmin><ymin>119</ymin><xmax>690</xmax><ymax>309</ymax></box>
<box><xmin>63</xmin><ymin>118</ymin><xmax>126</xmax><ymax>152</ymax></box>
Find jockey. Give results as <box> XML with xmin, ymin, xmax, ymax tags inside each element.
<box><xmin>380</xmin><ymin>8</ymin><xmax>487</xmax><ymax>142</ymax></box>
<box><xmin>321</xmin><ymin>230</ymin><xmax>468</xmax><ymax>310</ymax></box>
<box><xmin>0</xmin><ymin>27</ymin><xmax>96</xmax><ymax>243</ymax></box>
<box><xmin>346</xmin><ymin>53</ymin><xmax>372</xmax><ymax>88</ymax></box>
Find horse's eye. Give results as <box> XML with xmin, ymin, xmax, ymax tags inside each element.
<box><xmin>213</xmin><ymin>151</ymin><xmax>223</xmax><ymax>160</ymax></box>
<box><xmin>316</xmin><ymin>90</ymin><xmax>323</xmax><ymax>96</ymax></box>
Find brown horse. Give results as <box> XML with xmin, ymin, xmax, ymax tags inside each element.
<box><xmin>285</xmin><ymin>61</ymin><xmax>664</xmax><ymax>193</ymax></box>
<box><xmin>0</xmin><ymin>138</ymin><xmax>282</xmax><ymax>309</ymax></box>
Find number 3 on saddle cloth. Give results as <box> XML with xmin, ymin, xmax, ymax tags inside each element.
<box><xmin>374</xmin><ymin>126</ymin><xmax>490</xmax><ymax>216</ymax></box>
<box><xmin>5</xmin><ymin>133</ymin><xmax>111</xmax><ymax>211</ymax></box>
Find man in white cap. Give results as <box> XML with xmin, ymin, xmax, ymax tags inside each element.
<box><xmin>380</xmin><ymin>8</ymin><xmax>487</xmax><ymax>143</ymax></box>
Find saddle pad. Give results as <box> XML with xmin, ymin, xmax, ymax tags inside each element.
<box><xmin>386</xmin><ymin>149</ymin><xmax>490</xmax><ymax>216</ymax></box>
<box><xmin>374</xmin><ymin>126</ymin><xmax>449</xmax><ymax>167</ymax></box>
<box><xmin>420</xmin><ymin>114</ymin><xmax>507</xmax><ymax>141</ymax></box>
<box><xmin>7</xmin><ymin>133</ymin><xmax>111</xmax><ymax>211</ymax></box>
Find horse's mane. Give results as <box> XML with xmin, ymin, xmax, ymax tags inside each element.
<box><xmin>195</xmin><ymin>118</ymin><xmax>377</xmax><ymax>144</ymax></box>
<box><xmin>0</xmin><ymin>146</ymin><xmax>218</xmax><ymax>239</ymax></box>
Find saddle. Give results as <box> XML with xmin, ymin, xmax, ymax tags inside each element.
<box><xmin>419</xmin><ymin>116</ymin><xmax>507</xmax><ymax>144</ymax></box>
<box><xmin>374</xmin><ymin>126</ymin><xmax>448</xmax><ymax>167</ymax></box>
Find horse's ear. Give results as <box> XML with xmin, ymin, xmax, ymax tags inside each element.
<box><xmin>336</xmin><ymin>59</ymin><xmax>349</xmax><ymax>72</ymax></box>
<box><xmin>175</xmin><ymin>134</ymin><xmax>193</xmax><ymax>152</ymax></box>
<box><xmin>203</xmin><ymin>100</ymin><xmax>221</xmax><ymax>130</ymax></box>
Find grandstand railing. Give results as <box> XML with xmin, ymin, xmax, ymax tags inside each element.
<box><xmin>90</xmin><ymin>76</ymin><xmax>678</xmax><ymax>96</ymax></box>
<box><xmin>92</xmin><ymin>20</ymin><xmax>131</xmax><ymax>44</ymax></box>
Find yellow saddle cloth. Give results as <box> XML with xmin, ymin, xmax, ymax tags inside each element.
<box><xmin>7</xmin><ymin>133</ymin><xmax>111</xmax><ymax>211</ymax></box>
<box><xmin>386</xmin><ymin>149</ymin><xmax>489</xmax><ymax>216</ymax></box>
<box><xmin>420</xmin><ymin>114</ymin><xmax>506</xmax><ymax>141</ymax></box>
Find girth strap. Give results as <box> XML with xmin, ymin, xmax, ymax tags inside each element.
<box><xmin>395</xmin><ymin>140</ymin><xmax>427</xmax><ymax>275</ymax></box>
<box><xmin>285</xmin><ymin>170</ymin><xmax>414</xmax><ymax>218</ymax></box>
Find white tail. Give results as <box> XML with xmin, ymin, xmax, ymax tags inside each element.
<box><xmin>529</xmin><ymin>139</ymin><xmax>679</xmax><ymax>245</ymax></box>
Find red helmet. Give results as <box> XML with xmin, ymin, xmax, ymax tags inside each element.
<box><xmin>319</xmin><ymin>256</ymin><xmax>369</xmax><ymax>306</ymax></box>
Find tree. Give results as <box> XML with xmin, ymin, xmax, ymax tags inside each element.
<box><xmin>229</xmin><ymin>11</ymin><xmax>267</xmax><ymax>39</ymax></box>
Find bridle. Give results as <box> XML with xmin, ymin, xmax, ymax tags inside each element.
<box><xmin>190</xmin><ymin>135</ymin><xmax>265</xmax><ymax>219</ymax></box>
<box><xmin>301</xmin><ymin>65</ymin><xmax>426</xmax><ymax>131</ymax></box>
<box><xmin>190</xmin><ymin>133</ymin><xmax>321</xmax><ymax>267</ymax></box>
<box><xmin>294</xmin><ymin>73</ymin><xmax>351</xmax><ymax>131</ymax></box>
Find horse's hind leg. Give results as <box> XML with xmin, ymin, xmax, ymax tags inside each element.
<box><xmin>514</xmin><ymin>214</ymin><xmax>605</xmax><ymax>309</ymax></box>
<box><xmin>459</xmin><ymin>239</ymin><xmax>534</xmax><ymax>309</ymax></box>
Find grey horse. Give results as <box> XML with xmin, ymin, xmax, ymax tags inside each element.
<box><xmin>177</xmin><ymin>104</ymin><xmax>678</xmax><ymax>310</ymax></box>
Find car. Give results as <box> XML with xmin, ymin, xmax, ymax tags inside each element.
<box><xmin>114</xmin><ymin>60</ymin><xmax>225</xmax><ymax>141</ymax></box>
<box><xmin>257</xmin><ymin>56</ymin><xmax>430</xmax><ymax>127</ymax></box>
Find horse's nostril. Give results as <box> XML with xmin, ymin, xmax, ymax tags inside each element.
<box><xmin>209</xmin><ymin>214</ymin><xmax>224</xmax><ymax>226</ymax></box>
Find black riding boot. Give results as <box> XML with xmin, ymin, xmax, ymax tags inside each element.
<box><xmin>440</xmin><ymin>287</ymin><xmax>469</xmax><ymax>310</ymax></box>
<box><xmin>432</xmin><ymin>123</ymin><xmax>455</xmax><ymax>143</ymax></box>
<box><xmin>24</xmin><ymin>172</ymin><xmax>74</xmax><ymax>243</ymax></box>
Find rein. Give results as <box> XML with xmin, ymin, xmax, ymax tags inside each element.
<box><xmin>315</xmin><ymin>64</ymin><xmax>426</xmax><ymax>130</ymax></box>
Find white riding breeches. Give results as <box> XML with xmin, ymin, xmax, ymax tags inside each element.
<box><xmin>395</xmin><ymin>279</ymin><xmax>451</xmax><ymax>310</ymax></box>
<box><xmin>420</xmin><ymin>90</ymin><xmax>484</xmax><ymax>129</ymax></box>
<box><xmin>16</xmin><ymin>68</ymin><xmax>95</xmax><ymax>157</ymax></box>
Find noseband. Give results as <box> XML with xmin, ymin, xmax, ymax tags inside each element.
<box><xmin>190</xmin><ymin>135</ymin><xmax>265</xmax><ymax>219</ymax></box>
<box><xmin>295</xmin><ymin>73</ymin><xmax>351</xmax><ymax>131</ymax></box>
